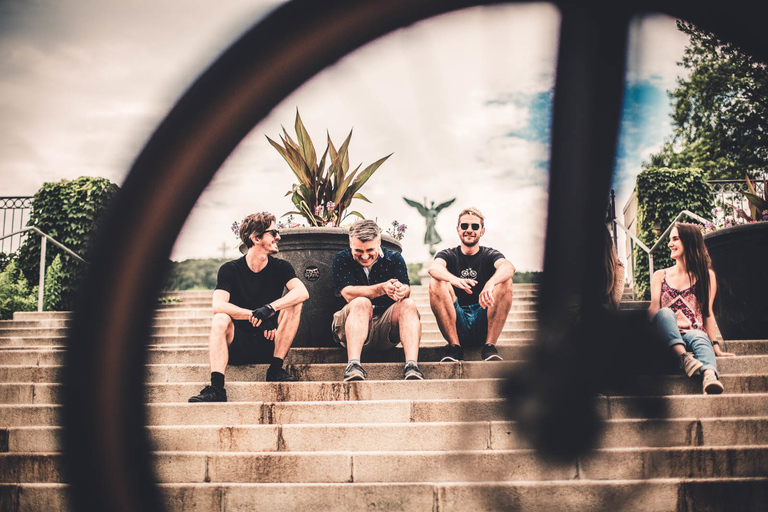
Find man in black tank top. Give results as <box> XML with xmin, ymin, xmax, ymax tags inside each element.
<box><xmin>188</xmin><ymin>212</ymin><xmax>309</xmax><ymax>403</ymax></box>
<box><xmin>428</xmin><ymin>207</ymin><xmax>515</xmax><ymax>362</ymax></box>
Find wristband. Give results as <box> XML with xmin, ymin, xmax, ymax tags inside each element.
<box><xmin>252</xmin><ymin>304</ymin><xmax>276</xmax><ymax>321</ymax></box>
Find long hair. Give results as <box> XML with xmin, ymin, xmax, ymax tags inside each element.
<box><xmin>601</xmin><ymin>227</ymin><xmax>620</xmax><ymax>309</ymax></box>
<box><xmin>675</xmin><ymin>223</ymin><xmax>712</xmax><ymax>318</ymax></box>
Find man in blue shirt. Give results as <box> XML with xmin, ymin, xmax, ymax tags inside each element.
<box><xmin>332</xmin><ymin>219</ymin><xmax>424</xmax><ymax>381</ymax></box>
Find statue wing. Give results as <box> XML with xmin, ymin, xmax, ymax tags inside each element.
<box><xmin>403</xmin><ymin>197</ymin><xmax>427</xmax><ymax>216</ymax></box>
<box><xmin>434</xmin><ymin>198</ymin><xmax>456</xmax><ymax>213</ymax></box>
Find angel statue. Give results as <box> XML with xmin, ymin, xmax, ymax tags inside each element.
<box><xmin>403</xmin><ymin>197</ymin><xmax>456</xmax><ymax>256</ymax></box>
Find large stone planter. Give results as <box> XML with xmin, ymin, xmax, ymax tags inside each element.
<box><xmin>704</xmin><ymin>222</ymin><xmax>768</xmax><ymax>340</ymax></box>
<box><xmin>273</xmin><ymin>227</ymin><xmax>402</xmax><ymax>347</ymax></box>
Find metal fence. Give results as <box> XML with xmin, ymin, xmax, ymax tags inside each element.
<box><xmin>0</xmin><ymin>196</ymin><xmax>33</xmax><ymax>254</ymax></box>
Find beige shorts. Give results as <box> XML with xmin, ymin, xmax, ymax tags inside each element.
<box><xmin>332</xmin><ymin>303</ymin><xmax>398</xmax><ymax>351</ymax></box>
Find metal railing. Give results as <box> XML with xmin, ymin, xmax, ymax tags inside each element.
<box><xmin>609</xmin><ymin>209</ymin><xmax>711</xmax><ymax>291</ymax></box>
<box><xmin>0</xmin><ymin>227</ymin><xmax>87</xmax><ymax>312</ymax></box>
<box><xmin>0</xmin><ymin>197</ymin><xmax>33</xmax><ymax>253</ymax></box>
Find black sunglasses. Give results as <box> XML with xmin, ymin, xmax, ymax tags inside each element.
<box><xmin>260</xmin><ymin>229</ymin><xmax>280</xmax><ymax>238</ymax></box>
<box><xmin>460</xmin><ymin>223</ymin><xmax>481</xmax><ymax>231</ymax></box>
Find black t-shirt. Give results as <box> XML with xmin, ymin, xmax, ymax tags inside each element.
<box><xmin>215</xmin><ymin>256</ymin><xmax>296</xmax><ymax>334</ymax></box>
<box><xmin>434</xmin><ymin>246</ymin><xmax>505</xmax><ymax>306</ymax></box>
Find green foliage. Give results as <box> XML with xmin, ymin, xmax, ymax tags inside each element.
<box><xmin>0</xmin><ymin>260</ymin><xmax>38</xmax><ymax>320</ymax></box>
<box><xmin>513</xmin><ymin>271</ymin><xmax>543</xmax><ymax>284</ymax></box>
<box><xmin>267</xmin><ymin>110</ymin><xmax>392</xmax><ymax>227</ymax></box>
<box><xmin>15</xmin><ymin>177</ymin><xmax>119</xmax><ymax>310</ymax></box>
<box><xmin>162</xmin><ymin>258</ymin><xmax>229</xmax><ymax>291</ymax></box>
<box><xmin>43</xmin><ymin>254</ymin><xmax>64</xmax><ymax>311</ymax></box>
<box><xmin>406</xmin><ymin>262</ymin><xmax>423</xmax><ymax>286</ymax></box>
<box><xmin>645</xmin><ymin>21</ymin><xmax>768</xmax><ymax>179</ymax></box>
<box><xmin>0</xmin><ymin>252</ymin><xmax>12</xmax><ymax>273</ymax></box>
<box><xmin>633</xmin><ymin>168</ymin><xmax>713</xmax><ymax>299</ymax></box>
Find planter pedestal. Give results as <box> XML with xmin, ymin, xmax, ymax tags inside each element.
<box><xmin>704</xmin><ymin>223</ymin><xmax>768</xmax><ymax>340</ymax></box>
<box><xmin>274</xmin><ymin>227</ymin><xmax>402</xmax><ymax>347</ymax></box>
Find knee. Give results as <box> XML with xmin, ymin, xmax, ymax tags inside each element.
<box><xmin>396</xmin><ymin>297</ymin><xmax>420</xmax><ymax>317</ymax></box>
<box><xmin>688</xmin><ymin>330</ymin><xmax>712</xmax><ymax>346</ymax></box>
<box><xmin>211</xmin><ymin>313</ymin><xmax>233</xmax><ymax>334</ymax></box>
<box><xmin>348</xmin><ymin>297</ymin><xmax>373</xmax><ymax>315</ymax></box>
<box><xmin>653</xmin><ymin>307</ymin><xmax>675</xmax><ymax>323</ymax></box>
<box><xmin>429</xmin><ymin>277</ymin><xmax>452</xmax><ymax>298</ymax></box>
<box><xmin>496</xmin><ymin>278</ymin><xmax>513</xmax><ymax>296</ymax></box>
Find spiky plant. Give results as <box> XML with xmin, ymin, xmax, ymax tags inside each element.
<box><xmin>266</xmin><ymin>110</ymin><xmax>391</xmax><ymax>227</ymax></box>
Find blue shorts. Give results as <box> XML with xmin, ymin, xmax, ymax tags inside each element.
<box><xmin>454</xmin><ymin>301</ymin><xmax>488</xmax><ymax>347</ymax></box>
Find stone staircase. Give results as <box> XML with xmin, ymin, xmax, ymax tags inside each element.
<box><xmin>1</xmin><ymin>283</ymin><xmax>767</xmax><ymax>511</ymax></box>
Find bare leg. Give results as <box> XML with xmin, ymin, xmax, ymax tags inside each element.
<box><xmin>429</xmin><ymin>278</ymin><xmax>460</xmax><ymax>346</ymax></box>
<box><xmin>485</xmin><ymin>279</ymin><xmax>513</xmax><ymax>345</ymax></box>
<box><xmin>344</xmin><ymin>297</ymin><xmax>373</xmax><ymax>361</ymax></box>
<box><xmin>273</xmin><ymin>303</ymin><xmax>302</xmax><ymax>359</ymax></box>
<box><xmin>209</xmin><ymin>313</ymin><xmax>235</xmax><ymax>374</ymax></box>
<box><xmin>391</xmin><ymin>298</ymin><xmax>422</xmax><ymax>362</ymax></box>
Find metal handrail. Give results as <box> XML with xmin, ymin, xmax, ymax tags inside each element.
<box><xmin>0</xmin><ymin>226</ymin><xmax>87</xmax><ymax>312</ymax></box>
<box><xmin>610</xmin><ymin>209</ymin><xmax>711</xmax><ymax>291</ymax></box>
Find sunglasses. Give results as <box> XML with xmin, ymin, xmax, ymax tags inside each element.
<box><xmin>261</xmin><ymin>229</ymin><xmax>280</xmax><ymax>238</ymax></box>
<box><xmin>460</xmin><ymin>223</ymin><xmax>481</xmax><ymax>231</ymax></box>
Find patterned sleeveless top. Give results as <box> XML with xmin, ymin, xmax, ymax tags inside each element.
<box><xmin>660</xmin><ymin>271</ymin><xmax>707</xmax><ymax>335</ymax></box>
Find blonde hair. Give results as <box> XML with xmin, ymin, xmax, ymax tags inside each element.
<box><xmin>458</xmin><ymin>207</ymin><xmax>485</xmax><ymax>226</ymax></box>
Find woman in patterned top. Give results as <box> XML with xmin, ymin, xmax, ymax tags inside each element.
<box><xmin>648</xmin><ymin>223</ymin><xmax>735</xmax><ymax>394</ymax></box>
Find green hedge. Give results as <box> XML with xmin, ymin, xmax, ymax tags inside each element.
<box><xmin>633</xmin><ymin>167</ymin><xmax>713</xmax><ymax>299</ymax></box>
<box><xmin>16</xmin><ymin>177</ymin><xmax>119</xmax><ymax>310</ymax></box>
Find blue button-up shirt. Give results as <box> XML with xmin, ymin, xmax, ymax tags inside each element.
<box><xmin>332</xmin><ymin>247</ymin><xmax>410</xmax><ymax>314</ymax></box>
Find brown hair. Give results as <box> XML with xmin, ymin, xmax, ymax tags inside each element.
<box><xmin>458</xmin><ymin>207</ymin><xmax>485</xmax><ymax>226</ymax></box>
<box><xmin>348</xmin><ymin>219</ymin><xmax>380</xmax><ymax>242</ymax></box>
<box><xmin>240</xmin><ymin>212</ymin><xmax>276</xmax><ymax>248</ymax></box>
<box><xmin>675</xmin><ymin>222</ymin><xmax>713</xmax><ymax>317</ymax></box>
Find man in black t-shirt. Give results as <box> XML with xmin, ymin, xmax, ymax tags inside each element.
<box><xmin>428</xmin><ymin>207</ymin><xmax>515</xmax><ymax>362</ymax></box>
<box><xmin>189</xmin><ymin>212</ymin><xmax>309</xmax><ymax>403</ymax></box>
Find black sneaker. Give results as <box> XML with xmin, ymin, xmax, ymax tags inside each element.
<box><xmin>440</xmin><ymin>344</ymin><xmax>464</xmax><ymax>362</ymax></box>
<box><xmin>343</xmin><ymin>361</ymin><xmax>367</xmax><ymax>381</ymax></box>
<box><xmin>188</xmin><ymin>385</ymin><xmax>227</xmax><ymax>403</ymax></box>
<box><xmin>481</xmin><ymin>344</ymin><xmax>503</xmax><ymax>361</ymax></box>
<box><xmin>266</xmin><ymin>367</ymin><xmax>298</xmax><ymax>382</ymax></box>
<box><xmin>403</xmin><ymin>362</ymin><xmax>424</xmax><ymax>380</ymax></box>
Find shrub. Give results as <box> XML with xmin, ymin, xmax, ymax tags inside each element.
<box><xmin>633</xmin><ymin>167</ymin><xmax>713</xmax><ymax>299</ymax></box>
<box><xmin>16</xmin><ymin>177</ymin><xmax>119</xmax><ymax>310</ymax></box>
<box><xmin>0</xmin><ymin>260</ymin><xmax>38</xmax><ymax>320</ymax></box>
<box><xmin>43</xmin><ymin>254</ymin><xmax>65</xmax><ymax>311</ymax></box>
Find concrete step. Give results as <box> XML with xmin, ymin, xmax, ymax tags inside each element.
<box><xmin>4</xmin><ymin>374</ymin><xmax>768</xmax><ymax>405</ymax></box>
<box><xmin>3</xmin><ymin>446</ymin><xmax>768</xmax><ymax>484</ymax></box>
<box><xmin>3</xmin><ymin>479</ymin><xmax>766</xmax><ymax>512</ymax></box>
<box><xmin>5</xmin><ymin>417</ymin><xmax>768</xmax><ymax>453</ymax></box>
<box><xmin>2</xmin><ymin>355</ymin><xmax>766</xmax><ymax>384</ymax></box>
<box><xmin>5</xmin><ymin>395</ymin><xmax>768</xmax><ymax>427</ymax></box>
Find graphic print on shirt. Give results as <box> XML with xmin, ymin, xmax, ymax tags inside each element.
<box><xmin>461</xmin><ymin>268</ymin><xmax>478</xmax><ymax>280</ymax></box>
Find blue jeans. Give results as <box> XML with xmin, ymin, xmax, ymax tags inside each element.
<box><xmin>652</xmin><ymin>307</ymin><xmax>718</xmax><ymax>377</ymax></box>
<box><xmin>455</xmin><ymin>302</ymin><xmax>488</xmax><ymax>347</ymax></box>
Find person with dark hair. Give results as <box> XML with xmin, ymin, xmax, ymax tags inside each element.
<box><xmin>331</xmin><ymin>219</ymin><xmax>424</xmax><ymax>381</ymax></box>
<box><xmin>189</xmin><ymin>212</ymin><xmax>309</xmax><ymax>402</ymax></box>
<box><xmin>648</xmin><ymin>223</ymin><xmax>734</xmax><ymax>394</ymax></box>
<box><xmin>428</xmin><ymin>207</ymin><xmax>516</xmax><ymax>362</ymax></box>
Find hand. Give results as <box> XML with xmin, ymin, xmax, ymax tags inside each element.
<box><xmin>452</xmin><ymin>278</ymin><xmax>477</xmax><ymax>294</ymax></box>
<box><xmin>713</xmin><ymin>343</ymin><xmax>736</xmax><ymax>357</ymax></box>
<box><xmin>252</xmin><ymin>304</ymin><xmax>276</xmax><ymax>321</ymax></box>
<box><xmin>261</xmin><ymin>317</ymin><xmax>278</xmax><ymax>340</ymax></box>
<box><xmin>479</xmin><ymin>282</ymin><xmax>495</xmax><ymax>309</ymax></box>
<box><xmin>393</xmin><ymin>282</ymin><xmax>409</xmax><ymax>302</ymax></box>
<box><xmin>384</xmin><ymin>279</ymin><xmax>399</xmax><ymax>300</ymax></box>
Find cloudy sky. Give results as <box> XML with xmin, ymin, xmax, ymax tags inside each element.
<box><xmin>0</xmin><ymin>1</ymin><xmax>689</xmax><ymax>270</ymax></box>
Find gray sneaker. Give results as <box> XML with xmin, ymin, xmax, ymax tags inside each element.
<box><xmin>343</xmin><ymin>361</ymin><xmax>367</xmax><ymax>382</ymax></box>
<box><xmin>404</xmin><ymin>362</ymin><xmax>424</xmax><ymax>380</ymax></box>
<box><xmin>680</xmin><ymin>352</ymin><xmax>704</xmax><ymax>377</ymax></box>
<box><xmin>702</xmin><ymin>370</ymin><xmax>724</xmax><ymax>394</ymax></box>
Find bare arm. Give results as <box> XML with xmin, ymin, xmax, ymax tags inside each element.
<box><xmin>212</xmin><ymin>289</ymin><xmax>252</xmax><ymax>321</ymax></box>
<box><xmin>647</xmin><ymin>269</ymin><xmax>665</xmax><ymax>318</ymax></box>
<box><xmin>340</xmin><ymin>281</ymin><xmax>390</xmax><ymax>303</ymax></box>
<box><xmin>428</xmin><ymin>258</ymin><xmax>476</xmax><ymax>293</ymax></box>
<box><xmin>479</xmin><ymin>259</ymin><xmax>516</xmax><ymax>308</ymax></box>
<box><xmin>270</xmin><ymin>278</ymin><xmax>309</xmax><ymax>311</ymax></box>
<box><xmin>704</xmin><ymin>269</ymin><xmax>735</xmax><ymax>356</ymax></box>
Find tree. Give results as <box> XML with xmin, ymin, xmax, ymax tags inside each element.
<box><xmin>645</xmin><ymin>21</ymin><xmax>768</xmax><ymax>179</ymax></box>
